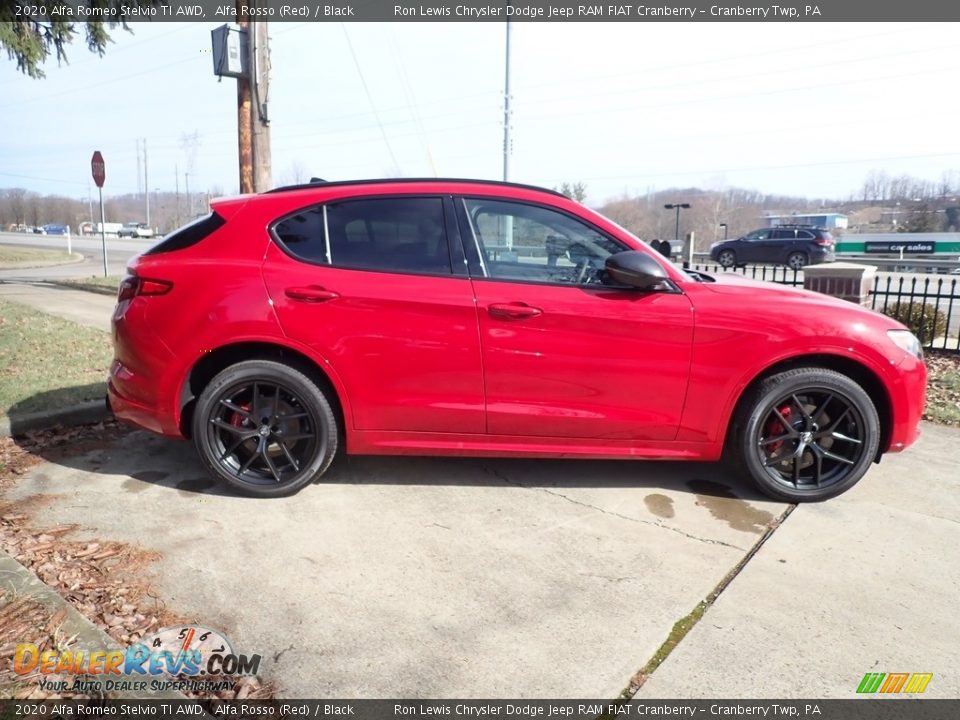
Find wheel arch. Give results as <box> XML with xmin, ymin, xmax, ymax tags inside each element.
<box><xmin>178</xmin><ymin>341</ymin><xmax>350</xmax><ymax>443</ymax></box>
<box><xmin>723</xmin><ymin>353</ymin><xmax>893</xmax><ymax>459</ymax></box>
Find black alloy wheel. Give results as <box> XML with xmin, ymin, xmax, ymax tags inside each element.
<box><xmin>193</xmin><ymin>360</ymin><xmax>338</xmax><ymax>497</ymax></box>
<box><xmin>734</xmin><ymin>368</ymin><xmax>880</xmax><ymax>502</ymax></box>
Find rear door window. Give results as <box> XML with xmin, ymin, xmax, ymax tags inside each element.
<box><xmin>272</xmin><ymin>197</ymin><xmax>452</xmax><ymax>275</ymax></box>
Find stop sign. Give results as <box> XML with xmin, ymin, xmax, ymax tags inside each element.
<box><xmin>91</xmin><ymin>151</ymin><xmax>105</xmax><ymax>188</ymax></box>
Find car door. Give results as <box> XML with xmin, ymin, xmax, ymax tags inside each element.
<box><xmin>456</xmin><ymin>196</ymin><xmax>694</xmax><ymax>441</ymax></box>
<box><xmin>737</xmin><ymin>229</ymin><xmax>772</xmax><ymax>263</ymax></box>
<box><xmin>261</xmin><ymin>195</ymin><xmax>485</xmax><ymax>434</ymax></box>
<box><xmin>766</xmin><ymin>228</ymin><xmax>796</xmax><ymax>263</ymax></box>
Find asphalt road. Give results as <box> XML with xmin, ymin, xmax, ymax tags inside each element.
<box><xmin>0</xmin><ymin>231</ymin><xmax>145</xmax><ymax>279</ymax></box>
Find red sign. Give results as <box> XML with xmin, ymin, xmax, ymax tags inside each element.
<box><xmin>91</xmin><ymin>151</ymin><xmax>105</xmax><ymax>188</ymax></box>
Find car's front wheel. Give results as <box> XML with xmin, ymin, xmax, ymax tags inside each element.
<box><xmin>732</xmin><ymin>368</ymin><xmax>880</xmax><ymax>502</ymax></box>
<box><xmin>717</xmin><ymin>249</ymin><xmax>736</xmax><ymax>268</ymax></box>
<box><xmin>192</xmin><ymin>360</ymin><xmax>338</xmax><ymax>497</ymax></box>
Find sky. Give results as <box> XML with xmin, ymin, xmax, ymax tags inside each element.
<box><xmin>2</xmin><ymin>21</ymin><xmax>959</xmax><ymax>206</ymax></box>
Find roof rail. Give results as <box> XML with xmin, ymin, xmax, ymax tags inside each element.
<box><xmin>263</xmin><ymin>177</ymin><xmax>566</xmax><ymax>197</ymax></box>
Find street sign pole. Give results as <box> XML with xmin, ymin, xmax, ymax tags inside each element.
<box><xmin>91</xmin><ymin>151</ymin><xmax>107</xmax><ymax>277</ymax></box>
<box><xmin>99</xmin><ymin>186</ymin><xmax>108</xmax><ymax>277</ymax></box>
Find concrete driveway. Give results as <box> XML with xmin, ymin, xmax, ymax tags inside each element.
<box><xmin>4</xmin><ymin>430</ymin><xmax>787</xmax><ymax>698</ymax></box>
<box><xmin>6</xmin><ymin>422</ymin><xmax>958</xmax><ymax>698</ymax></box>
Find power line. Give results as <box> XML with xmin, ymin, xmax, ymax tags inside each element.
<box><xmin>340</xmin><ymin>23</ymin><xmax>401</xmax><ymax>172</ymax></box>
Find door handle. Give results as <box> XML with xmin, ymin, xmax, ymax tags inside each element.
<box><xmin>488</xmin><ymin>302</ymin><xmax>542</xmax><ymax>319</ymax></box>
<box><xmin>285</xmin><ymin>286</ymin><xmax>340</xmax><ymax>303</ymax></box>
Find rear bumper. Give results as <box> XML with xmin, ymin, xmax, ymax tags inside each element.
<box><xmin>109</xmin><ymin>299</ymin><xmax>186</xmax><ymax>439</ymax></box>
<box><xmin>107</xmin><ymin>371</ymin><xmax>184</xmax><ymax>438</ymax></box>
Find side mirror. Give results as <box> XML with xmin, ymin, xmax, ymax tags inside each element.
<box><xmin>605</xmin><ymin>251</ymin><xmax>669</xmax><ymax>290</ymax></box>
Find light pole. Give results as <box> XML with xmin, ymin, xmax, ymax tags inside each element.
<box><xmin>719</xmin><ymin>222</ymin><xmax>728</xmax><ymax>240</ymax></box>
<box><xmin>664</xmin><ymin>202</ymin><xmax>691</xmax><ymax>241</ymax></box>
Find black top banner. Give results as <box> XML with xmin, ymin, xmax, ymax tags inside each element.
<box><xmin>9</xmin><ymin>0</ymin><xmax>960</xmax><ymax>22</ymax></box>
<box><xmin>2</xmin><ymin>700</ymin><xmax>960</xmax><ymax>720</ymax></box>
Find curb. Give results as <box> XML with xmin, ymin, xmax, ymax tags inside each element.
<box><xmin>0</xmin><ymin>551</ymin><xmax>184</xmax><ymax>699</ymax></box>
<box><xmin>0</xmin><ymin>400</ymin><xmax>110</xmax><ymax>438</ymax></box>
<box><xmin>48</xmin><ymin>281</ymin><xmax>118</xmax><ymax>297</ymax></box>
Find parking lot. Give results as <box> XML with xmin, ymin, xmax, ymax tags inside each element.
<box><xmin>4</xmin><ymin>422</ymin><xmax>958</xmax><ymax>698</ymax></box>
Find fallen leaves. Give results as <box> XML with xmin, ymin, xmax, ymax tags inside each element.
<box><xmin>0</xmin><ymin>422</ymin><xmax>275</xmax><ymax>700</ymax></box>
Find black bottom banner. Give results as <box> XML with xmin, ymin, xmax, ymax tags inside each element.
<box><xmin>1</xmin><ymin>700</ymin><xmax>958</xmax><ymax>720</ymax></box>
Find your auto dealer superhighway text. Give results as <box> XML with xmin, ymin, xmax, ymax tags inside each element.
<box><xmin>392</xmin><ymin>5</ymin><xmax>821</xmax><ymax>18</ymax></box>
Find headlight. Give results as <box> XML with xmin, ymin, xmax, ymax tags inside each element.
<box><xmin>887</xmin><ymin>329</ymin><xmax>923</xmax><ymax>359</ymax></box>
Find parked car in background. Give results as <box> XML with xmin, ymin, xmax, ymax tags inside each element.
<box><xmin>710</xmin><ymin>225</ymin><xmax>835</xmax><ymax>270</ymax></box>
<box><xmin>118</xmin><ymin>222</ymin><xmax>155</xmax><ymax>239</ymax></box>
<box><xmin>42</xmin><ymin>224</ymin><xmax>69</xmax><ymax>235</ymax></box>
<box><xmin>108</xmin><ymin>179</ymin><xmax>925</xmax><ymax>503</ymax></box>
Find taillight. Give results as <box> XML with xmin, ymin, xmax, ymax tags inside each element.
<box><xmin>117</xmin><ymin>274</ymin><xmax>172</xmax><ymax>301</ymax></box>
<box><xmin>816</xmin><ymin>237</ymin><xmax>832</xmax><ymax>246</ymax></box>
<box><xmin>117</xmin><ymin>275</ymin><xmax>138</xmax><ymax>301</ymax></box>
<box><xmin>139</xmin><ymin>279</ymin><xmax>173</xmax><ymax>295</ymax></box>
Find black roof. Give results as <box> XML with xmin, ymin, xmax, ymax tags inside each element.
<box><xmin>264</xmin><ymin>177</ymin><xmax>566</xmax><ymax>198</ymax></box>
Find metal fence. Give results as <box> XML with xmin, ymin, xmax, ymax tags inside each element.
<box><xmin>691</xmin><ymin>263</ymin><xmax>960</xmax><ymax>354</ymax></box>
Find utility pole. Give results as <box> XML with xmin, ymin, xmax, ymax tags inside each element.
<box><xmin>143</xmin><ymin>139</ymin><xmax>150</xmax><ymax>227</ymax></box>
<box><xmin>237</xmin><ymin>7</ymin><xmax>254</xmax><ymax>194</ymax></box>
<box><xmin>185</xmin><ymin>172</ymin><xmax>191</xmax><ymax>218</ymax></box>
<box><xmin>502</xmin><ymin>14</ymin><xmax>512</xmax><ymax>183</ymax></box>
<box><xmin>136</xmin><ymin>139</ymin><xmax>142</xmax><ymax>195</ymax></box>
<box><xmin>174</xmin><ymin>165</ymin><xmax>181</xmax><ymax>227</ymax></box>
<box><xmin>250</xmin><ymin>21</ymin><xmax>272</xmax><ymax>192</ymax></box>
<box><xmin>502</xmin><ymin>12</ymin><xmax>513</xmax><ymax>250</ymax></box>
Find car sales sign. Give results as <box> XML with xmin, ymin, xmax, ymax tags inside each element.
<box><xmin>864</xmin><ymin>241</ymin><xmax>934</xmax><ymax>254</ymax></box>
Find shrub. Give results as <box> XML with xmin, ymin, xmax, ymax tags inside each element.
<box><xmin>883</xmin><ymin>301</ymin><xmax>947</xmax><ymax>342</ymax></box>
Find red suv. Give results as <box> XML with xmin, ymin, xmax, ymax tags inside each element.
<box><xmin>108</xmin><ymin>179</ymin><xmax>926</xmax><ymax>502</ymax></box>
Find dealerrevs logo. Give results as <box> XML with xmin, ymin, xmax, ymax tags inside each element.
<box><xmin>14</xmin><ymin>625</ymin><xmax>261</xmax><ymax>680</ymax></box>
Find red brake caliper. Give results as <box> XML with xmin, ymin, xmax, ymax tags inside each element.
<box><xmin>766</xmin><ymin>405</ymin><xmax>792</xmax><ymax>456</ymax></box>
<box><xmin>230</xmin><ymin>403</ymin><xmax>251</xmax><ymax>428</ymax></box>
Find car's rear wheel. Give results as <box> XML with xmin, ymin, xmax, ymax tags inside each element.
<box><xmin>732</xmin><ymin>368</ymin><xmax>880</xmax><ymax>502</ymax></box>
<box><xmin>717</xmin><ymin>249</ymin><xmax>736</xmax><ymax>268</ymax></box>
<box><xmin>786</xmin><ymin>251</ymin><xmax>808</xmax><ymax>270</ymax></box>
<box><xmin>192</xmin><ymin>360</ymin><xmax>338</xmax><ymax>498</ymax></box>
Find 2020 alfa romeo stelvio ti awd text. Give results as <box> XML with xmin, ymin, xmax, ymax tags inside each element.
<box><xmin>107</xmin><ymin>179</ymin><xmax>927</xmax><ymax>501</ymax></box>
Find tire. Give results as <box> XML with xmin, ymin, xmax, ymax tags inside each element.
<box><xmin>192</xmin><ymin>360</ymin><xmax>338</xmax><ymax>498</ymax></box>
<box><xmin>786</xmin><ymin>251</ymin><xmax>808</xmax><ymax>270</ymax></box>
<box><xmin>730</xmin><ymin>368</ymin><xmax>880</xmax><ymax>503</ymax></box>
<box><xmin>717</xmin><ymin>249</ymin><xmax>736</xmax><ymax>268</ymax></box>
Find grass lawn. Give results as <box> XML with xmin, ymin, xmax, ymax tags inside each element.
<box><xmin>0</xmin><ymin>299</ymin><xmax>112</xmax><ymax>419</ymax></box>
<box><xmin>0</xmin><ymin>246</ymin><xmax>74</xmax><ymax>268</ymax></box>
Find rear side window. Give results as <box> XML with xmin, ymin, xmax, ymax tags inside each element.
<box><xmin>144</xmin><ymin>212</ymin><xmax>225</xmax><ymax>255</ymax></box>
<box><xmin>272</xmin><ymin>197</ymin><xmax>452</xmax><ymax>275</ymax></box>
<box><xmin>797</xmin><ymin>230</ymin><xmax>816</xmax><ymax>240</ymax></box>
